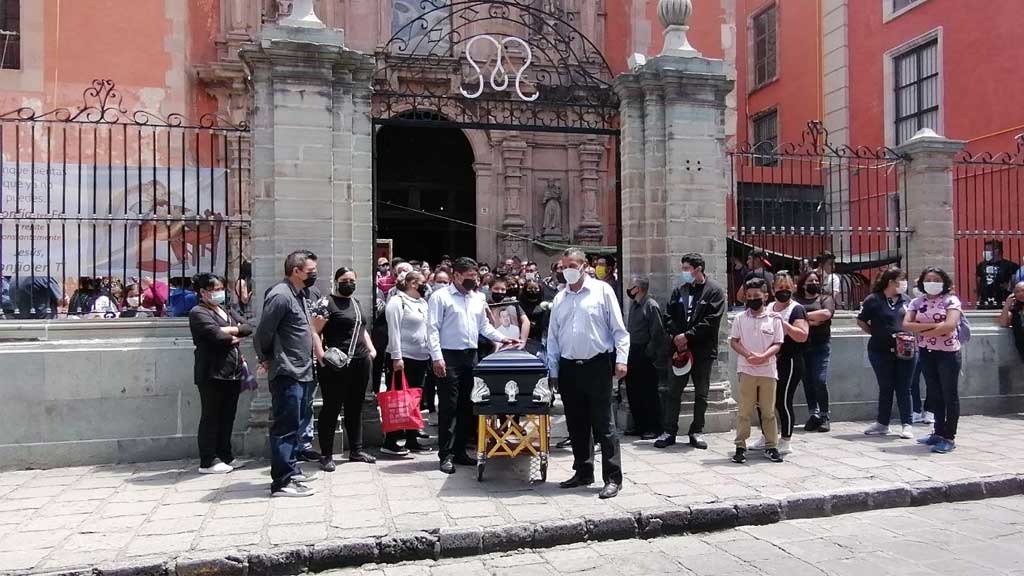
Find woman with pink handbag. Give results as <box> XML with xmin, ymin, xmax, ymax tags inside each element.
<box><xmin>382</xmin><ymin>271</ymin><xmax>433</xmax><ymax>456</ymax></box>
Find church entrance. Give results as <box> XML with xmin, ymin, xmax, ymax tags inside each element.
<box><xmin>375</xmin><ymin>122</ymin><xmax>476</xmax><ymax>262</ymax></box>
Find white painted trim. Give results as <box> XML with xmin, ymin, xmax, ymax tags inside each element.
<box><xmin>882</xmin><ymin>0</ymin><xmax>932</xmax><ymax>24</ymax></box>
<box><xmin>882</xmin><ymin>27</ymin><xmax>943</xmax><ymax>148</ymax></box>
<box><xmin>0</xmin><ymin>0</ymin><xmax>44</xmax><ymax>93</ymax></box>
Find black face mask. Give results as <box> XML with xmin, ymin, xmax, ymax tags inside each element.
<box><xmin>805</xmin><ymin>284</ymin><xmax>821</xmax><ymax>296</ymax></box>
<box><xmin>337</xmin><ymin>282</ymin><xmax>355</xmax><ymax>297</ymax></box>
<box><xmin>775</xmin><ymin>290</ymin><xmax>792</xmax><ymax>303</ymax></box>
<box><xmin>746</xmin><ymin>298</ymin><xmax>764</xmax><ymax>311</ymax></box>
<box><xmin>490</xmin><ymin>292</ymin><xmax>506</xmax><ymax>303</ymax></box>
<box><xmin>303</xmin><ymin>272</ymin><xmax>318</xmax><ymax>288</ymax></box>
<box><xmin>507</xmin><ymin>288</ymin><xmax>520</xmax><ymax>299</ymax></box>
<box><xmin>461</xmin><ymin>278</ymin><xmax>478</xmax><ymax>292</ymax></box>
<box><xmin>524</xmin><ymin>290</ymin><xmax>541</xmax><ymax>302</ymax></box>
<box><xmin>416</xmin><ymin>284</ymin><xmax>428</xmax><ymax>297</ymax></box>
<box><xmin>627</xmin><ymin>288</ymin><xmax>639</xmax><ymax>300</ymax></box>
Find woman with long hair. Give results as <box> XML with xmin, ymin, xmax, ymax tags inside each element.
<box><xmin>188</xmin><ymin>272</ymin><xmax>252</xmax><ymax>473</ymax></box>
<box><xmin>795</xmin><ymin>270</ymin><xmax>836</xmax><ymax>432</ymax></box>
<box><xmin>382</xmin><ymin>270</ymin><xmax>434</xmax><ymax>456</ymax></box>
<box><xmin>856</xmin><ymin>267</ymin><xmax>915</xmax><ymax>439</ymax></box>
<box><xmin>903</xmin><ymin>267</ymin><xmax>963</xmax><ymax>453</ymax></box>
<box><xmin>312</xmin><ymin>267</ymin><xmax>378</xmax><ymax>471</ymax></box>
<box><xmin>767</xmin><ymin>273</ymin><xmax>808</xmax><ymax>454</ymax></box>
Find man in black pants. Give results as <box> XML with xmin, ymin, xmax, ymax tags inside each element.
<box><xmin>427</xmin><ymin>257</ymin><xmax>519</xmax><ymax>474</ymax></box>
<box><xmin>548</xmin><ymin>248</ymin><xmax>630</xmax><ymax>499</ymax></box>
<box><xmin>655</xmin><ymin>253</ymin><xmax>726</xmax><ymax>451</ymax></box>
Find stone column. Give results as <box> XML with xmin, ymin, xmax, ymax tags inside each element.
<box><xmin>575</xmin><ymin>140</ymin><xmax>605</xmax><ymax>245</ymax></box>
<box><xmin>500</xmin><ymin>138</ymin><xmax>529</xmax><ymax>259</ymax></box>
<box><xmin>613</xmin><ymin>0</ymin><xmax>736</xmax><ymax>433</ymax></box>
<box><xmin>895</xmin><ymin>128</ymin><xmax>965</xmax><ymax>276</ymax></box>
<box><xmin>239</xmin><ymin>11</ymin><xmax>376</xmax><ymax>453</ymax></box>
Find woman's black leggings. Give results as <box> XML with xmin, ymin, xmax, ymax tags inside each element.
<box><xmin>317</xmin><ymin>356</ymin><xmax>371</xmax><ymax>457</ymax></box>
<box><xmin>776</xmin><ymin>355</ymin><xmax>804</xmax><ymax>439</ymax></box>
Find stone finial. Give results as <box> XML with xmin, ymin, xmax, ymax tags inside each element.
<box><xmin>277</xmin><ymin>0</ymin><xmax>325</xmax><ymax>29</ymax></box>
<box><xmin>657</xmin><ymin>0</ymin><xmax>701</xmax><ymax>58</ymax></box>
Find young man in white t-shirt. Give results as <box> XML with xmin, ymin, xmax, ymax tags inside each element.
<box><xmin>729</xmin><ymin>277</ymin><xmax>785</xmax><ymax>464</ymax></box>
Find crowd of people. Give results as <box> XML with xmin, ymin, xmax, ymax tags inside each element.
<box><xmin>178</xmin><ymin>243</ymin><xmax>1009</xmax><ymax>500</ymax></box>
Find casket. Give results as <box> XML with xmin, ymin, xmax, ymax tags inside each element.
<box><xmin>471</xmin><ymin>348</ymin><xmax>551</xmax><ymax>415</ymax></box>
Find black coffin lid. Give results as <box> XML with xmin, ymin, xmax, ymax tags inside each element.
<box><xmin>474</xmin><ymin>349</ymin><xmax>548</xmax><ymax>375</ymax></box>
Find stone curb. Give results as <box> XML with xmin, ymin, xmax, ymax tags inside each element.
<box><xmin>57</xmin><ymin>472</ymin><xmax>1022</xmax><ymax>576</ymax></box>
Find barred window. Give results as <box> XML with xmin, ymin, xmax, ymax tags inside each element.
<box><xmin>737</xmin><ymin>183</ymin><xmax>825</xmax><ymax>234</ymax></box>
<box><xmin>752</xmin><ymin>5</ymin><xmax>777</xmax><ymax>88</ymax></box>
<box><xmin>894</xmin><ymin>39</ymin><xmax>939</xmax><ymax>145</ymax></box>
<box><xmin>752</xmin><ymin>110</ymin><xmax>778</xmax><ymax>167</ymax></box>
<box><xmin>0</xmin><ymin>0</ymin><xmax>19</xmax><ymax>70</ymax></box>
<box><xmin>893</xmin><ymin>0</ymin><xmax>921</xmax><ymax>11</ymax></box>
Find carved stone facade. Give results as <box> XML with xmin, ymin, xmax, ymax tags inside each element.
<box><xmin>196</xmin><ymin>0</ymin><xmax>617</xmax><ymax>267</ymax></box>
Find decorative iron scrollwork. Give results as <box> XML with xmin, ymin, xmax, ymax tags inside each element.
<box><xmin>374</xmin><ymin>0</ymin><xmax>619</xmax><ymax>133</ymax></box>
<box><xmin>0</xmin><ymin>79</ymin><xmax>249</xmax><ymax>131</ymax></box>
<box><xmin>955</xmin><ymin>133</ymin><xmax>1024</xmax><ymax>165</ymax></box>
<box><xmin>733</xmin><ymin>121</ymin><xmax>907</xmax><ymax>161</ymax></box>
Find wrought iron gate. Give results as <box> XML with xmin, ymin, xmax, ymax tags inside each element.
<box><xmin>0</xmin><ymin>80</ymin><xmax>250</xmax><ymax>319</ymax></box>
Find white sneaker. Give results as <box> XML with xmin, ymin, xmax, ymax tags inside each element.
<box><xmin>923</xmin><ymin>411</ymin><xmax>935</xmax><ymax>424</ymax></box>
<box><xmin>749</xmin><ymin>436</ymin><xmax>767</xmax><ymax>450</ymax></box>
<box><xmin>778</xmin><ymin>438</ymin><xmax>793</xmax><ymax>455</ymax></box>
<box><xmin>864</xmin><ymin>422</ymin><xmax>890</xmax><ymax>436</ymax></box>
<box><xmin>912</xmin><ymin>412</ymin><xmax>924</xmax><ymax>424</ymax></box>
<box><xmin>271</xmin><ymin>482</ymin><xmax>317</xmax><ymax>498</ymax></box>
<box><xmin>198</xmin><ymin>462</ymin><xmax>232</xmax><ymax>474</ymax></box>
<box><xmin>900</xmin><ymin>424</ymin><xmax>914</xmax><ymax>439</ymax></box>
<box><xmin>292</xmin><ymin>470</ymin><xmax>319</xmax><ymax>483</ymax></box>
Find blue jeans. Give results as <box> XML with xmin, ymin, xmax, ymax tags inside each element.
<box><xmin>802</xmin><ymin>342</ymin><xmax>831</xmax><ymax>417</ymax></box>
<box><xmin>919</xmin><ymin>349</ymin><xmax>962</xmax><ymax>440</ymax></box>
<box><xmin>298</xmin><ymin>380</ymin><xmax>317</xmax><ymax>453</ymax></box>
<box><xmin>269</xmin><ymin>376</ymin><xmax>310</xmax><ymax>491</ymax></box>
<box><xmin>867</xmin><ymin>349</ymin><xmax>915</xmax><ymax>427</ymax></box>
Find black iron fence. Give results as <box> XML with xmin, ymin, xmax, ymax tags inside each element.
<box><xmin>0</xmin><ymin>80</ymin><xmax>250</xmax><ymax>320</ymax></box>
<box><xmin>954</xmin><ymin>135</ymin><xmax>1024</xmax><ymax>309</ymax></box>
<box><xmin>727</xmin><ymin>122</ymin><xmax>910</xmax><ymax>309</ymax></box>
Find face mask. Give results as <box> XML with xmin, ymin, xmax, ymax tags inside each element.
<box><xmin>775</xmin><ymin>290</ymin><xmax>792</xmax><ymax>303</ymax></box>
<box><xmin>984</xmin><ymin>251</ymin><xmax>994</xmax><ymax>261</ymax></box>
<box><xmin>524</xmin><ymin>290</ymin><xmax>541</xmax><ymax>301</ymax></box>
<box><xmin>416</xmin><ymin>284</ymin><xmax>428</xmax><ymax>297</ymax></box>
<box><xmin>804</xmin><ymin>284</ymin><xmax>821</xmax><ymax>296</ymax></box>
<box><xmin>490</xmin><ymin>292</ymin><xmax>506</xmax><ymax>303</ymax></box>
<box><xmin>303</xmin><ymin>272</ymin><xmax>318</xmax><ymax>288</ymax></box>
<box><xmin>627</xmin><ymin>288</ymin><xmax>639</xmax><ymax>300</ymax></box>
<box><xmin>210</xmin><ymin>290</ymin><xmax>226</xmax><ymax>305</ymax></box>
<box><xmin>595</xmin><ymin>265</ymin><xmax>607</xmax><ymax>279</ymax></box>
<box><xmin>337</xmin><ymin>282</ymin><xmax>355</xmax><ymax>297</ymax></box>
<box><xmin>746</xmin><ymin>298</ymin><xmax>764</xmax><ymax>312</ymax></box>
<box><xmin>461</xmin><ymin>278</ymin><xmax>478</xmax><ymax>292</ymax></box>
<box><xmin>562</xmin><ymin>268</ymin><xmax>583</xmax><ymax>285</ymax></box>
<box><xmin>127</xmin><ymin>296</ymin><xmax>140</xmax><ymax>307</ymax></box>
<box><xmin>923</xmin><ymin>281</ymin><xmax>944</xmax><ymax>296</ymax></box>
<box><xmin>507</xmin><ymin>288</ymin><xmax>520</xmax><ymax>299</ymax></box>
<box><xmin>897</xmin><ymin>280</ymin><xmax>909</xmax><ymax>294</ymax></box>
<box><xmin>524</xmin><ymin>272</ymin><xmax>537</xmax><ymax>281</ymax></box>
<box><xmin>432</xmin><ymin>283</ymin><xmax>448</xmax><ymax>291</ymax></box>
<box><xmin>679</xmin><ymin>271</ymin><xmax>695</xmax><ymax>285</ymax></box>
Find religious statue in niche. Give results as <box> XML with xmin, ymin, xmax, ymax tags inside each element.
<box><xmin>541</xmin><ymin>179</ymin><xmax>565</xmax><ymax>240</ymax></box>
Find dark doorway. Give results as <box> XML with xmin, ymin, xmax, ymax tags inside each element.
<box><xmin>375</xmin><ymin>124</ymin><xmax>476</xmax><ymax>262</ymax></box>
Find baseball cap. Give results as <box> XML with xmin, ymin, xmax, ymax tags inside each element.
<box><xmin>671</xmin><ymin>350</ymin><xmax>693</xmax><ymax>377</ymax></box>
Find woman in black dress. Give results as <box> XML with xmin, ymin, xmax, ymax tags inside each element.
<box><xmin>313</xmin><ymin>267</ymin><xmax>378</xmax><ymax>471</ymax></box>
<box><xmin>188</xmin><ymin>273</ymin><xmax>253</xmax><ymax>474</ymax></box>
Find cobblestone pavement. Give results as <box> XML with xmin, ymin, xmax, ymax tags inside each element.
<box><xmin>329</xmin><ymin>495</ymin><xmax>1024</xmax><ymax>576</ymax></box>
<box><xmin>1</xmin><ymin>414</ymin><xmax>1023</xmax><ymax>573</ymax></box>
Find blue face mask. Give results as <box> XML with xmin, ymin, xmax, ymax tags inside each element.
<box><xmin>679</xmin><ymin>271</ymin><xmax>695</xmax><ymax>285</ymax></box>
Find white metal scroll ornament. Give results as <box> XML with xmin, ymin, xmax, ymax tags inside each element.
<box><xmin>460</xmin><ymin>35</ymin><xmax>539</xmax><ymax>102</ymax></box>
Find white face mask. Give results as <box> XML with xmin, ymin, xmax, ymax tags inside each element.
<box><xmin>897</xmin><ymin>280</ymin><xmax>909</xmax><ymax>294</ymax></box>
<box><xmin>923</xmin><ymin>281</ymin><xmax>944</xmax><ymax>296</ymax></box>
<box><xmin>562</xmin><ymin>268</ymin><xmax>583</xmax><ymax>285</ymax></box>
<box><xmin>127</xmin><ymin>296</ymin><xmax>140</xmax><ymax>307</ymax></box>
<box><xmin>984</xmin><ymin>251</ymin><xmax>994</xmax><ymax>261</ymax></box>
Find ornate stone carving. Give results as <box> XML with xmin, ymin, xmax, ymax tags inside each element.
<box><xmin>657</xmin><ymin>0</ymin><xmax>700</xmax><ymax>57</ymax></box>
<box><xmin>541</xmin><ymin>179</ymin><xmax>565</xmax><ymax>240</ymax></box>
<box><xmin>575</xmin><ymin>141</ymin><xmax>604</xmax><ymax>244</ymax></box>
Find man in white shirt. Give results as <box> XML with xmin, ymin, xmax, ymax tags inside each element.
<box><xmin>428</xmin><ymin>257</ymin><xmax>519</xmax><ymax>474</ymax></box>
<box><xmin>547</xmin><ymin>248</ymin><xmax>630</xmax><ymax>499</ymax></box>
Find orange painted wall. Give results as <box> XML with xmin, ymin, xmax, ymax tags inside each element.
<box><xmin>604</xmin><ymin>0</ymin><xmax>725</xmax><ymax>76</ymax></box>
<box><xmin>848</xmin><ymin>0</ymin><xmax>1024</xmax><ymax>155</ymax></box>
<box><xmin>734</xmin><ymin>0</ymin><xmax>822</xmax><ymax>148</ymax></box>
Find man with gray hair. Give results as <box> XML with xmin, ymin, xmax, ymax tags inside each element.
<box><xmin>625</xmin><ymin>275</ymin><xmax>666</xmax><ymax>440</ymax></box>
<box><xmin>547</xmin><ymin>248</ymin><xmax>630</xmax><ymax>499</ymax></box>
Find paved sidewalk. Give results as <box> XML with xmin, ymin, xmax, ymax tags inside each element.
<box><xmin>331</xmin><ymin>496</ymin><xmax>1024</xmax><ymax>575</ymax></box>
<box><xmin>1</xmin><ymin>414</ymin><xmax>1023</xmax><ymax>573</ymax></box>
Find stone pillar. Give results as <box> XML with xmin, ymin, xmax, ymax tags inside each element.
<box><xmin>613</xmin><ymin>0</ymin><xmax>736</xmax><ymax>433</ymax></box>
<box><xmin>500</xmin><ymin>138</ymin><xmax>529</xmax><ymax>259</ymax></box>
<box><xmin>896</xmin><ymin>128</ymin><xmax>965</xmax><ymax>276</ymax></box>
<box><xmin>239</xmin><ymin>10</ymin><xmax>376</xmax><ymax>453</ymax></box>
<box><xmin>575</xmin><ymin>140</ymin><xmax>605</xmax><ymax>245</ymax></box>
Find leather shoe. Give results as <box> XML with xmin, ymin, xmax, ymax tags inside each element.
<box><xmin>640</xmin><ymin>432</ymin><xmax>658</xmax><ymax>440</ymax></box>
<box><xmin>598</xmin><ymin>482</ymin><xmax>621</xmax><ymax>499</ymax></box>
<box><xmin>439</xmin><ymin>457</ymin><xmax>455</xmax><ymax>474</ymax></box>
<box><xmin>559</xmin><ymin>474</ymin><xmax>595</xmax><ymax>489</ymax></box>
<box><xmin>452</xmin><ymin>454</ymin><xmax>476</xmax><ymax>466</ymax></box>
<box><xmin>689</xmin><ymin>434</ymin><xmax>708</xmax><ymax>450</ymax></box>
